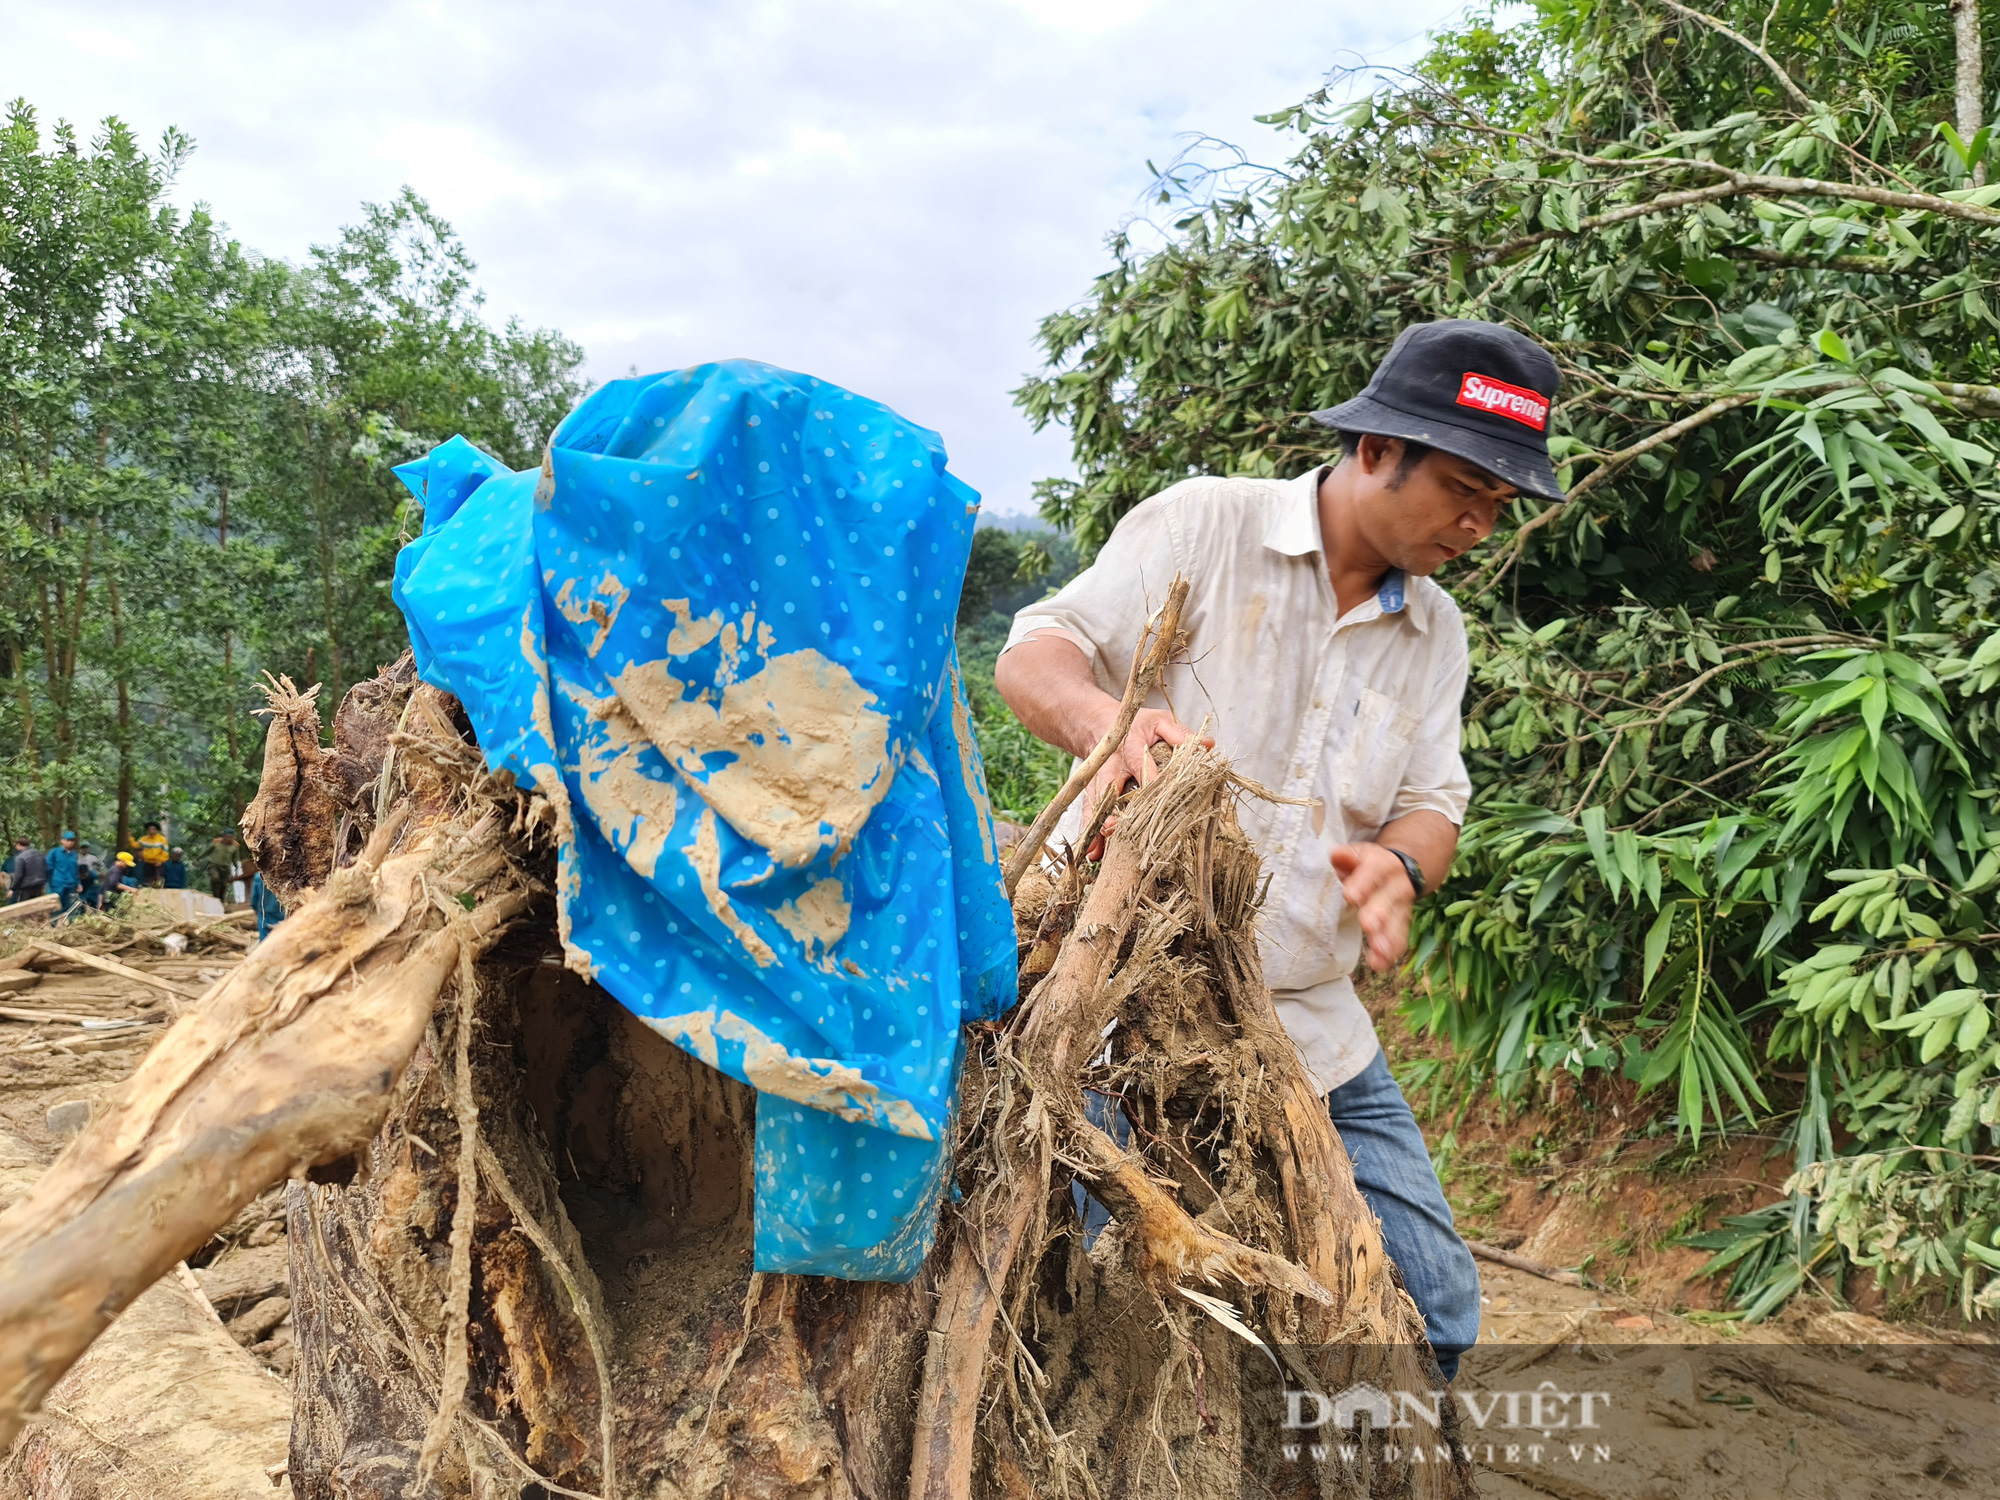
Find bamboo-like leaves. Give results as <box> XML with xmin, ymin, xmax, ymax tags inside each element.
<box><xmin>1018</xmin><ymin>0</ymin><xmax>2000</xmax><ymax>1318</ymax></box>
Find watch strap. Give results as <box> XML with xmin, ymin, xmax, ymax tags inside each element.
<box><xmin>1387</xmin><ymin>847</ymin><xmax>1426</xmax><ymax>899</ymax></box>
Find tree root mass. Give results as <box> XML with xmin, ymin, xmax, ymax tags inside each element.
<box><xmin>0</xmin><ymin>645</ymin><xmax>1464</xmax><ymax>1500</ymax></box>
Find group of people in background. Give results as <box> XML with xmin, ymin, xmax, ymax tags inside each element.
<box><xmin>2</xmin><ymin>828</ymin><xmax>282</xmax><ymax>937</ymax></box>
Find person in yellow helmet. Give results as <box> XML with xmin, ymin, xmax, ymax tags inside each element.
<box><xmin>135</xmin><ymin>821</ymin><xmax>170</xmax><ymax>886</ymax></box>
<box><xmin>95</xmin><ymin>851</ymin><xmax>135</xmax><ymax>910</ymax></box>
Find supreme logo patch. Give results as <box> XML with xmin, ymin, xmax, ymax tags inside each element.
<box><xmin>1456</xmin><ymin>372</ymin><xmax>1549</xmax><ymax>431</ymax></box>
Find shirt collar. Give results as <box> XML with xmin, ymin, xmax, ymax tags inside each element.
<box><xmin>1263</xmin><ymin>467</ymin><xmax>1326</xmax><ymax>558</ymax></box>
<box><xmin>1263</xmin><ymin>467</ymin><xmax>1430</xmax><ymax>632</ymax></box>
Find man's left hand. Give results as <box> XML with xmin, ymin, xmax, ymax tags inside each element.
<box><xmin>1329</xmin><ymin>843</ymin><xmax>1417</xmax><ymax>972</ymax></box>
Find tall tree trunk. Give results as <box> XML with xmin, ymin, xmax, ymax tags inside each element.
<box><xmin>108</xmin><ymin>573</ymin><xmax>133</xmax><ymax>853</ymax></box>
<box><xmin>1955</xmin><ymin>0</ymin><xmax>1987</xmax><ymax>187</ymax></box>
<box><xmin>311</xmin><ymin>453</ymin><xmax>345</xmax><ymax>708</ymax></box>
<box><xmin>36</xmin><ymin>585</ymin><xmax>63</xmax><ymax>839</ymax></box>
<box><xmin>41</xmin><ymin>517</ymin><xmax>96</xmax><ymax>834</ymax></box>
<box><xmin>10</xmin><ymin>643</ymin><xmax>46</xmax><ymax>840</ymax></box>
<box><xmin>218</xmin><ymin>481</ymin><xmax>245</xmax><ymax>820</ymax></box>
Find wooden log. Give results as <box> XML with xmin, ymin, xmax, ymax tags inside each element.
<box><xmin>0</xmin><ymin>685</ymin><xmax>537</xmax><ymax>1454</ymax></box>
<box><xmin>0</xmin><ymin>1125</ymin><xmax>289</xmax><ymax>1500</ymax></box>
<box><xmin>0</xmin><ymin>1272</ymin><xmax>290</xmax><ymax>1500</ymax></box>
<box><xmin>0</xmin><ymin>897</ymin><xmax>59</xmax><ymax>926</ymax></box>
<box><xmin>23</xmin><ymin>942</ymin><xmax>202</xmax><ymax>1004</ymax></box>
<box><xmin>192</xmin><ymin>1244</ymin><xmax>289</xmax><ymax>1322</ymax></box>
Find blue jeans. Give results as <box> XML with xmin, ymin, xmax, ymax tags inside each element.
<box><xmin>1328</xmin><ymin>1050</ymin><xmax>1482</xmax><ymax>1381</ymax></box>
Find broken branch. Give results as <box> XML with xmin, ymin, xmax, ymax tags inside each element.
<box><xmin>1002</xmin><ymin>575</ymin><xmax>1191</xmax><ymax>897</ymax></box>
<box><xmin>27</xmin><ymin>940</ymin><xmax>205</xmax><ymax>1003</ymax></box>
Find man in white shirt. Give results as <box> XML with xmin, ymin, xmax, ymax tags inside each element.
<box><xmin>995</xmin><ymin>320</ymin><xmax>1566</xmax><ymax>1379</ymax></box>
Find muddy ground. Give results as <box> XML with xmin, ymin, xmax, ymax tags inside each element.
<box><xmin>1</xmin><ymin>921</ymin><xmax>1993</xmax><ymax>1499</ymax></box>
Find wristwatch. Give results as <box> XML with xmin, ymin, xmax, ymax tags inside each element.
<box><xmin>1386</xmin><ymin>847</ymin><xmax>1426</xmax><ymax>899</ymax></box>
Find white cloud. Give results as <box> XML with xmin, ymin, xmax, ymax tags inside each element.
<box><xmin>789</xmin><ymin>127</ymin><xmax>853</xmax><ymax>158</ymax></box>
<box><xmin>0</xmin><ymin>0</ymin><xmax>1467</xmax><ymax>513</ymax></box>
<box><xmin>998</xmin><ymin>0</ymin><xmax>1155</xmax><ymax>36</ymax></box>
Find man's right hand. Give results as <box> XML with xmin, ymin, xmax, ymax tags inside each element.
<box><xmin>992</xmin><ymin>632</ymin><xmax>1207</xmax><ymax>855</ymax></box>
<box><xmin>1078</xmin><ymin>707</ymin><xmax>1209</xmax><ymax>857</ymax></box>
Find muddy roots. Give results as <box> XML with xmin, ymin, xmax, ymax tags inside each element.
<box><xmin>926</xmin><ymin>737</ymin><xmax>1471</xmax><ymax>1500</ymax></box>
<box><xmin>0</xmin><ymin>636</ymin><xmax>1467</xmax><ymax>1500</ymax></box>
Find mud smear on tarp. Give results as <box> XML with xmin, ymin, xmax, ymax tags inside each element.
<box><xmin>612</xmin><ymin>645</ymin><xmax>893</xmax><ymax>868</ymax></box>
<box><xmin>561</xmin><ymin>677</ymin><xmax>678</xmax><ymax>880</ymax></box>
<box><xmin>681</xmin><ymin>808</ymin><xmax>777</xmax><ymax>966</ymax></box>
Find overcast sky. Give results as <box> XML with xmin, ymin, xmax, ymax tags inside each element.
<box><xmin>4</xmin><ymin>0</ymin><xmax>1466</xmax><ymax>514</ymax></box>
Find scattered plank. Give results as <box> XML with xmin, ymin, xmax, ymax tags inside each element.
<box><xmin>0</xmin><ymin>895</ymin><xmax>60</xmax><ymax>925</ymax></box>
<box><xmin>4</xmin><ymin>1031</ymin><xmax>159</xmax><ymax>1057</ymax></box>
<box><xmin>0</xmin><ymin>1006</ymin><xmax>153</xmax><ymax>1028</ymax></box>
<box><xmin>0</xmin><ymin>972</ymin><xmax>42</xmax><ymax>997</ymax></box>
<box><xmin>1465</xmin><ymin>1236</ymin><xmax>1596</xmax><ymax>1288</ymax></box>
<box><xmin>25</xmin><ymin>941</ymin><xmax>203</xmax><ymax>1003</ymax></box>
<box><xmin>193</xmin><ymin>1243</ymin><xmax>289</xmax><ymax>1321</ymax></box>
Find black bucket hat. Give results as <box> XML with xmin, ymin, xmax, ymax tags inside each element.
<box><xmin>1310</xmin><ymin>320</ymin><xmax>1565</xmax><ymax>500</ymax></box>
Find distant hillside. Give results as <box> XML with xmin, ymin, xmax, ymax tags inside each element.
<box><xmin>973</xmin><ymin>510</ymin><xmax>1054</xmax><ymax>533</ymax></box>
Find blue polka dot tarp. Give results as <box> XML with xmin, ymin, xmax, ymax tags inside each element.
<box><xmin>389</xmin><ymin>359</ymin><xmax>1018</xmax><ymax>1281</ymax></box>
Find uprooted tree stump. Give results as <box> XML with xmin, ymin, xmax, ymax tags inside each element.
<box><xmin>0</xmin><ymin>631</ymin><xmax>1474</xmax><ymax>1500</ymax></box>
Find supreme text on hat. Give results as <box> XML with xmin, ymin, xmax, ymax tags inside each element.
<box><xmin>1455</xmin><ymin>372</ymin><xmax>1548</xmax><ymax>431</ymax></box>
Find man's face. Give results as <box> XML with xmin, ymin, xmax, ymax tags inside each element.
<box><xmin>1353</xmin><ymin>437</ymin><xmax>1515</xmax><ymax>576</ymax></box>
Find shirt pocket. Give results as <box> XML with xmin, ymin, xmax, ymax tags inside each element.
<box><xmin>1334</xmin><ymin>687</ymin><xmax>1424</xmax><ymax>833</ymax></box>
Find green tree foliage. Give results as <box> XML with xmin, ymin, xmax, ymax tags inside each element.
<box><xmin>262</xmin><ymin>189</ymin><xmax>585</xmax><ymax>712</ymax></box>
<box><xmin>956</xmin><ymin>524</ymin><xmax>1077</xmax><ymax>821</ymax></box>
<box><xmin>1016</xmin><ymin>0</ymin><xmax>2000</xmax><ymax>1316</ymax></box>
<box><xmin>0</xmin><ymin>103</ymin><xmax>585</xmax><ymax>851</ymax></box>
<box><xmin>957</xmin><ymin>526</ymin><xmax>1050</xmax><ymax>628</ymax></box>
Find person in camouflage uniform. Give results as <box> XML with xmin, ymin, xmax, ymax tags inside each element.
<box><xmin>206</xmin><ymin>833</ymin><xmax>241</xmax><ymax>902</ymax></box>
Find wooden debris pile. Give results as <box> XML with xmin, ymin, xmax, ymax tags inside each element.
<box><xmin>0</xmin><ymin>590</ymin><xmax>1470</xmax><ymax>1499</ymax></box>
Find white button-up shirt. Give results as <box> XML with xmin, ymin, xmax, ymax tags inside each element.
<box><xmin>1002</xmin><ymin>466</ymin><xmax>1472</xmax><ymax>1093</ymax></box>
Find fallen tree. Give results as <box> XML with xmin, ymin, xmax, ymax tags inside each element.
<box><xmin>0</xmin><ymin>613</ymin><xmax>1469</xmax><ymax>1498</ymax></box>
<box><xmin>0</xmin><ymin>1240</ymin><xmax>292</xmax><ymax>1500</ymax></box>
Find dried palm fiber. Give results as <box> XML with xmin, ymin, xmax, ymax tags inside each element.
<box><xmin>0</xmin><ymin>621</ymin><xmax>1470</xmax><ymax>1499</ymax></box>
<box><xmin>918</xmin><ymin>746</ymin><xmax>1473</xmax><ymax>1500</ymax></box>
